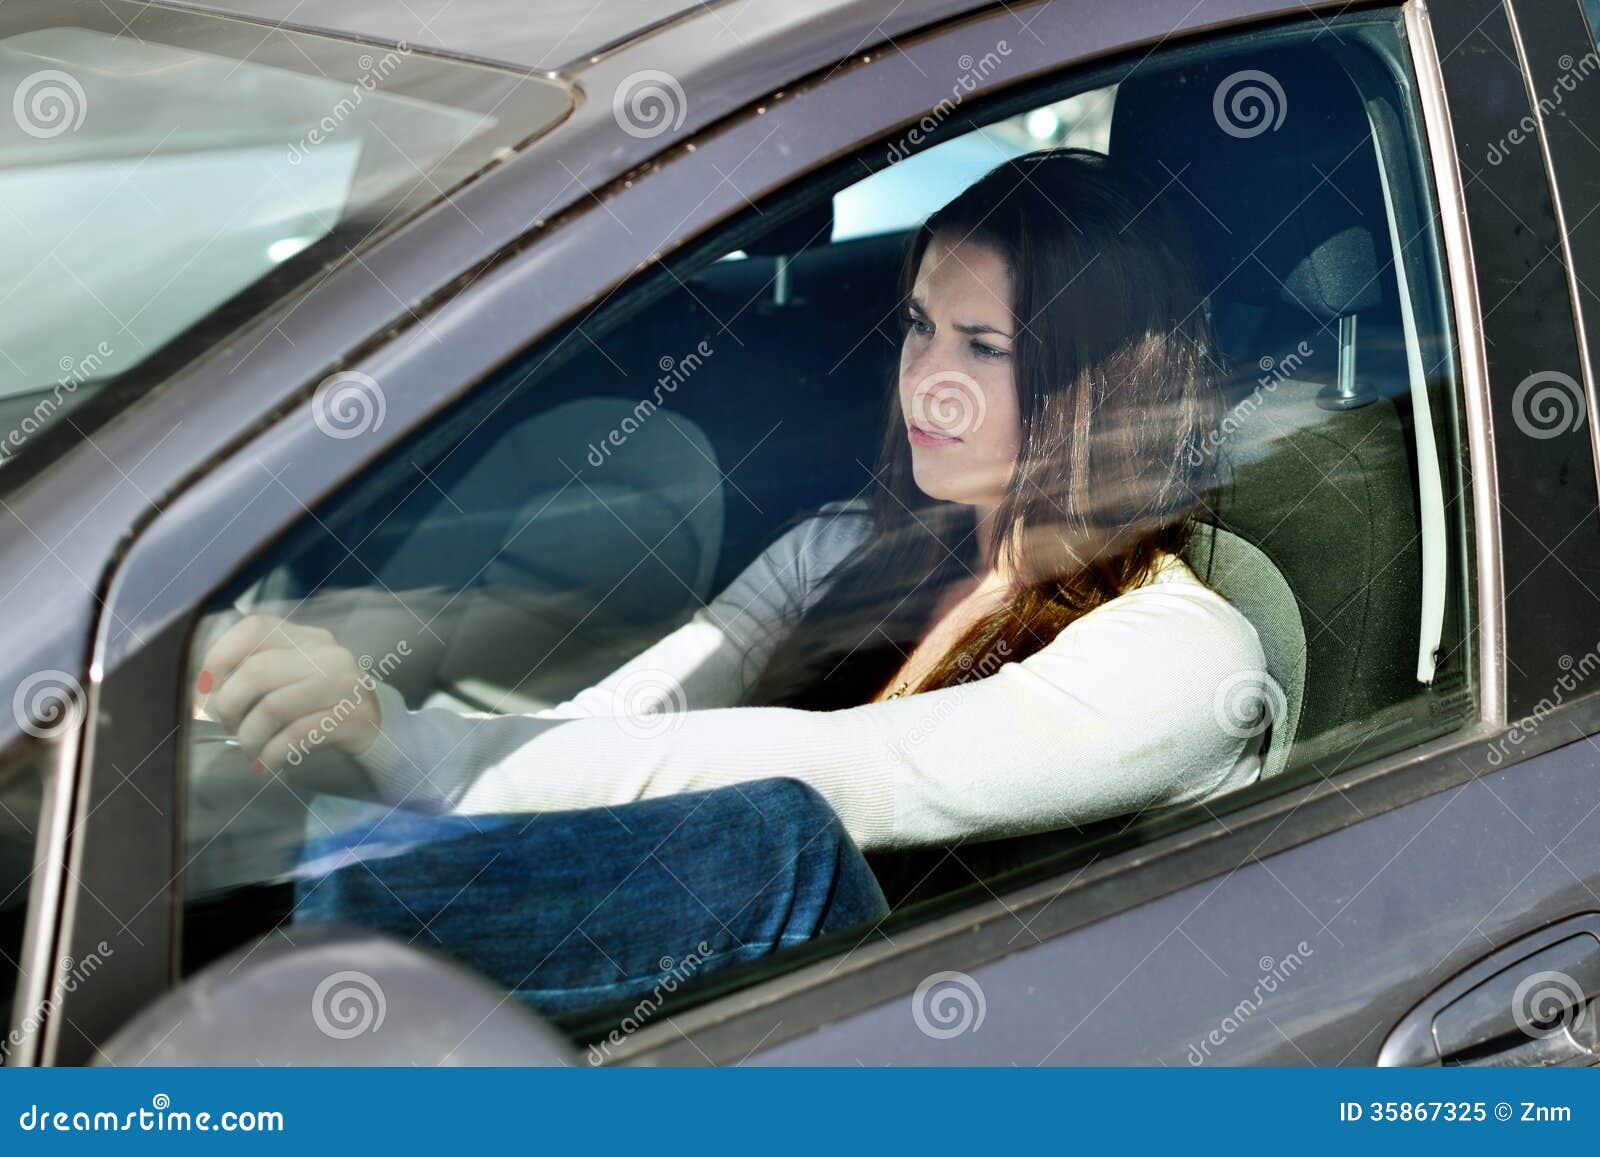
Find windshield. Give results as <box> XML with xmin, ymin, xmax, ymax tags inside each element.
<box><xmin>0</xmin><ymin>0</ymin><xmax>571</xmax><ymax>480</ymax></box>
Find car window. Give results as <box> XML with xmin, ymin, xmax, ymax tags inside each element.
<box><xmin>174</xmin><ymin>12</ymin><xmax>1474</xmax><ymax>1043</ymax></box>
<box><xmin>0</xmin><ymin>0</ymin><xmax>570</xmax><ymax>485</ymax></box>
<box><xmin>832</xmin><ymin>86</ymin><xmax>1115</xmax><ymax>242</ymax></box>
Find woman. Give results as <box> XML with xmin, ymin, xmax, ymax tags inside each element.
<box><xmin>199</xmin><ymin>149</ymin><xmax>1268</xmax><ymax>1010</ymax></box>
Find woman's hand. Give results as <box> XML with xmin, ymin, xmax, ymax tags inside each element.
<box><xmin>197</xmin><ymin>614</ymin><xmax>383</xmax><ymax>773</ymax></box>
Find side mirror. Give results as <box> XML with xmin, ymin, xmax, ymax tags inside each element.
<box><xmin>98</xmin><ymin>923</ymin><xmax>575</xmax><ymax>1065</ymax></box>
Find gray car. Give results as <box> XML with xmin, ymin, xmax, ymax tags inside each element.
<box><xmin>1</xmin><ymin>0</ymin><xmax>1599</xmax><ymax>1066</ymax></box>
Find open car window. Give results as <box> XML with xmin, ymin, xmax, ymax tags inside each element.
<box><xmin>174</xmin><ymin>10</ymin><xmax>1474</xmax><ymax>1047</ymax></box>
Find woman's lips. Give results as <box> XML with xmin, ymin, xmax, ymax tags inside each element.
<box><xmin>908</xmin><ymin>424</ymin><xmax>961</xmax><ymax>447</ymax></box>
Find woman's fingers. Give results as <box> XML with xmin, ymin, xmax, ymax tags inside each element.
<box><xmin>233</xmin><ymin>670</ymin><xmax>349</xmax><ymax>757</ymax></box>
<box><xmin>255</xmin><ymin>705</ymin><xmax>376</xmax><ymax>774</ymax></box>
<box><xmin>198</xmin><ymin>614</ymin><xmax>332</xmax><ymax>695</ymax></box>
<box><xmin>195</xmin><ymin>613</ymin><xmax>381</xmax><ymax>769</ymax></box>
<box><xmin>208</xmin><ymin>643</ymin><xmax>336</xmax><ymax>732</ymax></box>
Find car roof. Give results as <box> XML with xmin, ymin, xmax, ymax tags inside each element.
<box><xmin>153</xmin><ymin>0</ymin><xmax>806</xmax><ymax>73</ymax></box>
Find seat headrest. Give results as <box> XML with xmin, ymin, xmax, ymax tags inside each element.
<box><xmin>1108</xmin><ymin>44</ymin><xmax>1383</xmax><ymax>323</ymax></box>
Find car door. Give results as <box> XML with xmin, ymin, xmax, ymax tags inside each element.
<box><xmin>22</xmin><ymin>0</ymin><xmax>1600</xmax><ymax>1067</ymax></box>
<box><xmin>744</xmin><ymin>0</ymin><xmax>1600</xmax><ymax>1066</ymax></box>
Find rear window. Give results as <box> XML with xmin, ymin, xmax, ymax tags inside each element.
<box><xmin>0</xmin><ymin>0</ymin><xmax>570</xmax><ymax>482</ymax></box>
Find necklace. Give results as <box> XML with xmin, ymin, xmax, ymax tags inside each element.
<box><xmin>886</xmin><ymin>680</ymin><xmax>910</xmax><ymax>700</ymax></box>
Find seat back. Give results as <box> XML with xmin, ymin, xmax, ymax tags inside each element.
<box><xmin>1182</xmin><ymin>524</ymin><xmax>1306</xmax><ymax>780</ymax></box>
<box><xmin>430</xmin><ymin>398</ymin><xmax>725</xmax><ymax>714</ymax></box>
<box><xmin>1109</xmin><ymin>44</ymin><xmax>1424</xmax><ymax>748</ymax></box>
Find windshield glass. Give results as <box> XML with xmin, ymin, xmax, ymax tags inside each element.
<box><xmin>0</xmin><ymin>0</ymin><xmax>571</xmax><ymax>479</ymax></box>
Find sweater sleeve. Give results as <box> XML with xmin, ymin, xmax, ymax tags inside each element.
<box><xmin>354</xmin><ymin>532</ymin><xmax>1270</xmax><ymax>852</ymax></box>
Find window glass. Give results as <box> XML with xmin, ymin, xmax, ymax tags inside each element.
<box><xmin>177</xmin><ymin>13</ymin><xmax>1473</xmax><ymax>1040</ymax></box>
<box><xmin>832</xmin><ymin>87</ymin><xmax>1115</xmax><ymax>242</ymax></box>
<box><xmin>0</xmin><ymin>0</ymin><xmax>569</xmax><ymax>481</ymax></box>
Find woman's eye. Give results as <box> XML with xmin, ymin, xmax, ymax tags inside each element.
<box><xmin>970</xmin><ymin>339</ymin><xmax>1009</xmax><ymax>360</ymax></box>
<box><xmin>903</xmin><ymin>311</ymin><xmax>932</xmax><ymax>336</ymax></box>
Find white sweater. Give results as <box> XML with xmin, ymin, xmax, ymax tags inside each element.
<box><xmin>356</xmin><ymin>499</ymin><xmax>1268</xmax><ymax>851</ymax></box>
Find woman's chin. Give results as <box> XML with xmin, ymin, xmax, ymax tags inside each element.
<box><xmin>911</xmin><ymin>461</ymin><xmax>1005</xmax><ymax>509</ymax></box>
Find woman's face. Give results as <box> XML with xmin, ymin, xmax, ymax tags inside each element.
<box><xmin>898</xmin><ymin>234</ymin><xmax>1024</xmax><ymax>511</ymax></box>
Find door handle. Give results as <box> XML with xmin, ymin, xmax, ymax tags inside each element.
<box><xmin>1380</xmin><ymin>916</ymin><xmax>1600</xmax><ymax>1067</ymax></box>
<box><xmin>1431</xmin><ymin>934</ymin><xmax>1599</xmax><ymax>1066</ymax></box>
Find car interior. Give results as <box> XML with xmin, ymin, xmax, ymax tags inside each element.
<box><xmin>170</xmin><ymin>31</ymin><xmax>1474</xmax><ymax>1028</ymax></box>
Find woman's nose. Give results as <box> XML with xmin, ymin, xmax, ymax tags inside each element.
<box><xmin>901</xmin><ymin>340</ymin><xmax>955</xmax><ymax>395</ymax></box>
<box><xmin>906</xmin><ymin>367</ymin><xmax>986</xmax><ymax>437</ymax></box>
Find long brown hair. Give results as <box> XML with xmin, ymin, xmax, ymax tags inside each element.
<box><xmin>742</xmin><ymin>148</ymin><xmax>1223</xmax><ymax>710</ymax></box>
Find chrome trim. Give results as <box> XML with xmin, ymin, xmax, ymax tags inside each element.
<box><xmin>1406</xmin><ymin>0</ymin><xmax>1505</xmax><ymax>728</ymax></box>
<box><xmin>7</xmin><ymin>729</ymin><xmax>83</xmax><ymax>1067</ymax></box>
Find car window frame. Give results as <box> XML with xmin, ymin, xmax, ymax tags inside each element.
<box><xmin>30</xmin><ymin>0</ymin><xmax>1581</xmax><ymax>1064</ymax></box>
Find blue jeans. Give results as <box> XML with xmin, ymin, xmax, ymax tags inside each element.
<box><xmin>291</xmin><ymin>779</ymin><xmax>889</xmax><ymax>1016</ymax></box>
